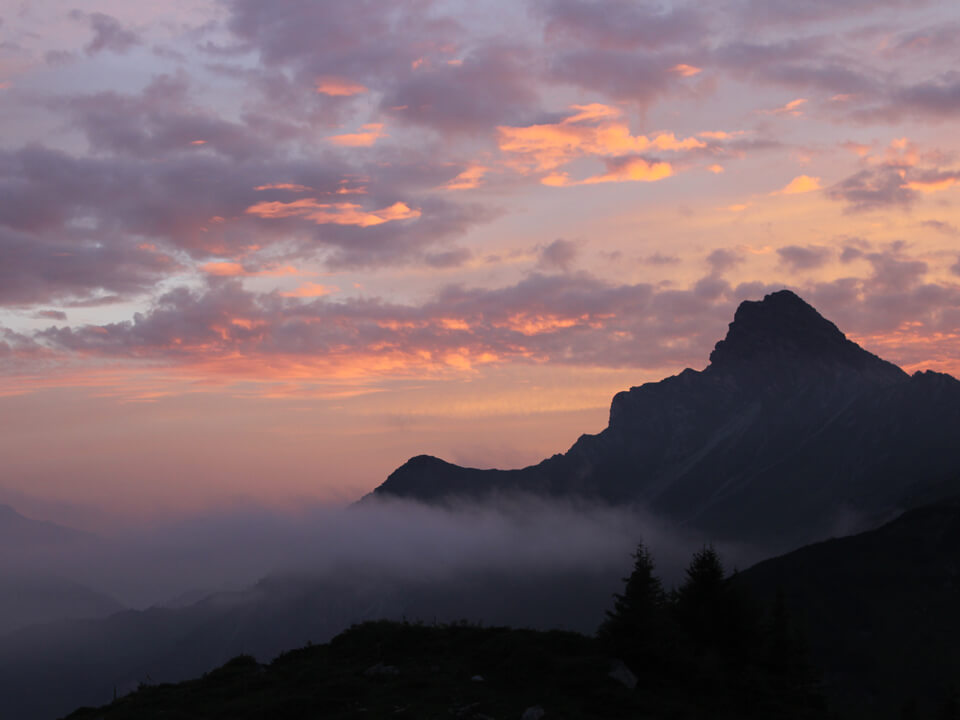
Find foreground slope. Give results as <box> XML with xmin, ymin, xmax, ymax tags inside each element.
<box><xmin>373</xmin><ymin>290</ymin><xmax>960</xmax><ymax>547</ymax></box>
<box><xmin>738</xmin><ymin>495</ymin><xmax>960</xmax><ymax>718</ymax></box>
<box><xmin>63</xmin><ymin>620</ymin><xmax>822</xmax><ymax>720</ymax></box>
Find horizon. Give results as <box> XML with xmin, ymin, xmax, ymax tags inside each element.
<box><xmin>3</xmin><ymin>1</ymin><xmax>960</xmax><ymax>524</ymax></box>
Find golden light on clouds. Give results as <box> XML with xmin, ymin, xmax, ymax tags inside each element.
<box><xmin>327</xmin><ymin>123</ymin><xmax>387</xmax><ymax>147</ymax></box>
<box><xmin>245</xmin><ymin>198</ymin><xmax>420</xmax><ymax>227</ymax></box>
<box><xmin>776</xmin><ymin>175</ymin><xmax>823</xmax><ymax>195</ymax></box>
<box><xmin>280</xmin><ymin>282</ymin><xmax>338</xmax><ymax>298</ymax></box>
<box><xmin>443</xmin><ymin>165</ymin><xmax>488</xmax><ymax>191</ymax></box>
<box><xmin>671</xmin><ymin>63</ymin><xmax>702</xmax><ymax>77</ymax></box>
<box><xmin>315</xmin><ymin>77</ymin><xmax>367</xmax><ymax>96</ymax></box>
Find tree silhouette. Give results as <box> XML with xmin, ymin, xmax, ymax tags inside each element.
<box><xmin>673</xmin><ymin>545</ymin><xmax>727</xmax><ymax>646</ymax></box>
<box><xmin>598</xmin><ymin>542</ymin><xmax>667</xmax><ymax>659</ymax></box>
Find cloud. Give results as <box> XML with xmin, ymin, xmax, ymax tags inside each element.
<box><xmin>315</xmin><ymin>77</ymin><xmax>367</xmax><ymax>96</ymax></box>
<box><xmin>244</xmin><ymin>198</ymin><xmax>420</xmax><ymax>227</ymax></box>
<box><xmin>442</xmin><ymin>165</ymin><xmax>488</xmax><ymax>191</ymax></box>
<box><xmin>538</xmin><ymin>0</ymin><xmax>705</xmax><ymax>51</ymax></box>
<box><xmin>327</xmin><ymin>123</ymin><xmax>387</xmax><ymax>147</ymax></box>
<box><xmin>497</xmin><ymin>104</ymin><xmax>700</xmax><ymax>183</ymax></box>
<box><xmin>280</xmin><ymin>282</ymin><xmax>337</xmax><ymax>298</ymax></box>
<box><xmin>775</xmin><ymin>175</ymin><xmax>822</xmax><ymax>195</ymax></box>
<box><xmin>776</xmin><ymin>245</ymin><xmax>832</xmax><ymax>271</ymax></box>
<box><xmin>828</xmin><ymin>160</ymin><xmax>960</xmax><ymax>212</ymax></box>
<box><xmin>921</xmin><ymin>220</ymin><xmax>959</xmax><ymax>236</ymax></box>
<box><xmin>764</xmin><ymin>98</ymin><xmax>807</xmax><ymax>116</ymax></box>
<box><xmin>381</xmin><ymin>45</ymin><xmax>538</xmax><ymax>133</ymax></box>
<box><xmin>536</xmin><ymin>239</ymin><xmax>579</xmax><ymax>271</ymax></box>
<box><xmin>706</xmin><ymin>248</ymin><xmax>744</xmax><ymax>275</ymax></box>
<box><xmin>34</xmin><ymin>271</ymin><xmax>744</xmax><ymax>376</ymax></box>
<box><xmin>32</xmin><ymin>310</ymin><xmax>68</xmax><ymax>321</ymax></box>
<box><xmin>70</xmin><ymin>11</ymin><xmax>141</xmax><ymax>56</ymax></box>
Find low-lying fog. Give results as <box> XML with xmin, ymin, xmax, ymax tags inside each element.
<box><xmin>2</xmin><ymin>494</ymin><xmax>763</xmax><ymax>613</ymax></box>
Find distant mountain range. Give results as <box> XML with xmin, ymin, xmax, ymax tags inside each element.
<box><xmin>372</xmin><ymin>290</ymin><xmax>960</xmax><ymax>548</ymax></box>
<box><xmin>0</xmin><ymin>504</ymin><xmax>96</xmax><ymax>550</ymax></box>
<box><xmin>0</xmin><ymin>505</ymin><xmax>119</xmax><ymax>637</ymax></box>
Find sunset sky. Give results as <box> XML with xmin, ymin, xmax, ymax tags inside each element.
<box><xmin>2</xmin><ymin>0</ymin><xmax>960</xmax><ymax>525</ymax></box>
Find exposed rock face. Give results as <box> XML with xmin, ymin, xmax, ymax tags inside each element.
<box><xmin>371</xmin><ymin>290</ymin><xmax>960</xmax><ymax>548</ymax></box>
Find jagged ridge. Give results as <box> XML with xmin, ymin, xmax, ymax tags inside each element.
<box><xmin>371</xmin><ymin>290</ymin><xmax>960</xmax><ymax>548</ymax></box>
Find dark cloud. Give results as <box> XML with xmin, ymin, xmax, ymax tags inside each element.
<box><xmin>827</xmin><ymin>166</ymin><xmax>915</xmax><ymax>212</ymax></box>
<box><xmin>538</xmin><ymin>0</ymin><xmax>705</xmax><ymax>50</ymax></box>
<box><xmin>70</xmin><ymin>11</ymin><xmax>141</xmax><ymax>56</ymax></box>
<box><xmin>381</xmin><ymin>45</ymin><xmax>538</xmax><ymax>133</ymax></box>
<box><xmin>920</xmin><ymin>220</ymin><xmax>959</xmax><ymax>236</ymax></box>
<box><xmin>31</xmin><ymin>310</ymin><xmax>68</xmax><ymax>321</ymax></box>
<box><xmin>423</xmin><ymin>248</ymin><xmax>472</xmax><ymax>269</ymax></box>
<box><xmin>724</xmin><ymin>0</ymin><xmax>931</xmax><ymax>28</ymax></box>
<box><xmin>55</xmin><ymin>73</ymin><xmax>294</xmax><ymax>161</ymax></box>
<box><xmin>536</xmin><ymin>238</ymin><xmax>578</xmax><ymax>272</ymax></box>
<box><xmin>0</xmin><ymin>224</ymin><xmax>176</xmax><ymax>306</ymax></box>
<box><xmin>641</xmin><ymin>252</ymin><xmax>680</xmax><ymax>266</ymax></box>
<box><xmin>714</xmin><ymin>37</ymin><xmax>879</xmax><ymax>97</ymax></box>
<box><xmin>706</xmin><ymin>248</ymin><xmax>744</xmax><ymax>275</ymax></box>
<box><xmin>0</xmin><ymin>137</ymin><xmax>495</xmax><ymax>306</ymax></box>
<box><xmin>951</xmin><ymin>257</ymin><xmax>960</xmax><ymax>277</ymax></box>
<box><xmin>36</xmin><ymin>271</ymin><xmax>744</xmax><ymax>371</ymax></box>
<box><xmin>776</xmin><ymin>244</ymin><xmax>833</xmax><ymax>271</ymax></box>
<box><xmin>548</xmin><ymin>48</ymin><xmax>676</xmax><ymax>105</ymax></box>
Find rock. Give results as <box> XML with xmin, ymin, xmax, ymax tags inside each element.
<box><xmin>522</xmin><ymin>705</ymin><xmax>545</xmax><ymax>719</ymax></box>
<box><xmin>363</xmin><ymin>662</ymin><xmax>400</xmax><ymax>677</ymax></box>
<box><xmin>608</xmin><ymin>659</ymin><xmax>637</xmax><ymax>689</ymax></box>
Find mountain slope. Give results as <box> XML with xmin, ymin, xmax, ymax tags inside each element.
<box><xmin>737</xmin><ymin>495</ymin><xmax>960</xmax><ymax>718</ymax></box>
<box><xmin>372</xmin><ymin>290</ymin><xmax>960</xmax><ymax>547</ymax></box>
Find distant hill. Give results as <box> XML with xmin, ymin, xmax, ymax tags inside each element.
<box><xmin>737</xmin><ymin>495</ymin><xmax>960</xmax><ymax>718</ymax></box>
<box><xmin>0</xmin><ymin>504</ymin><xmax>97</xmax><ymax>549</ymax></box>
<box><xmin>0</xmin><ymin>566</ymin><xmax>620</xmax><ymax>720</ymax></box>
<box><xmin>372</xmin><ymin>290</ymin><xmax>960</xmax><ymax>548</ymax></box>
<box><xmin>0</xmin><ymin>571</ymin><xmax>123</xmax><ymax>637</ymax></box>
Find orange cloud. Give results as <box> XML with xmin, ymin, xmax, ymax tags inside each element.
<box><xmin>671</xmin><ymin>64</ymin><xmax>702</xmax><ymax>77</ymax></box>
<box><xmin>904</xmin><ymin>177</ymin><xmax>958</xmax><ymax>193</ymax></box>
<box><xmin>765</xmin><ymin>98</ymin><xmax>807</xmax><ymax>116</ymax></box>
<box><xmin>280</xmin><ymin>282</ymin><xmax>338</xmax><ymax>298</ymax></box>
<box><xmin>327</xmin><ymin>123</ymin><xmax>386</xmax><ymax>147</ymax></box>
<box><xmin>775</xmin><ymin>175</ymin><xmax>822</xmax><ymax>195</ymax></box>
<box><xmin>254</xmin><ymin>183</ymin><xmax>313</xmax><ymax>192</ymax></box>
<box><xmin>544</xmin><ymin>157</ymin><xmax>674</xmax><ymax>186</ymax></box>
<box><xmin>245</xmin><ymin>198</ymin><xmax>420</xmax><ymax>227</ymax></box>
<box><xmin>841</xmin><ymin>141</ymin><xmax>872</xmax><ymax>157</ymax></box>
<box><xmin>708</xmin><ymin>164</ymin><xmax>725</xmax><ymax>174</ymax></box>
<box><xmin>497</xmin><ymin>104</ymin><xmax>702</xmax><ymax>183</ymax></box>
<box><xmin>0</xmin><ymin>81</ymin><xmax>10</xmax><ymax>90</ymax></box>
<box><xmin>443</xmin><ymin>165</ymin><xmax>488</xmax><ymax>191</ymax></box>
<box><xmin>315</xmin><ymin>77</ymin><xmax>367</xmax><ymax>96</ymax></box>
<box><xmin>190</xmin><ymin>140</ymin><xmax>207</xmax><ymax>145</ymax></box>
<box><xmin>200</xmin><ymin>262</ymin><xmax>302</xmax><ymax>277</ymax></box>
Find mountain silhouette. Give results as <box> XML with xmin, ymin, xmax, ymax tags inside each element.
<box><xmin>0</xmin><ymin>504</ymin><xmax>97</xmax><ymax>549</ymax></box>
<box><xmin>371</xmin><ymin>290</ymin><xmax>960</xmax><ymax>547</ymax></box>
<box><xmin>737</xmin><ymin>495</ymin><xmax>960</xmax><ymax>717</ymax></box>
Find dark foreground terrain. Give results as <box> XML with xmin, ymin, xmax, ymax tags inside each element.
<box><xmin>63</xmin><ymin>619</ymin><xmax>821</xmax><ymax>720</ymax></box>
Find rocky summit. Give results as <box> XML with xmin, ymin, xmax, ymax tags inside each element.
<box><xmin>371</xmin><ymin>290</ymin><xmax>960</xmax><ymax>549</ymax></box>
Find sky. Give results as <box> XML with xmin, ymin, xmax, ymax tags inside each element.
<box><xmin>2</xmin><ymin>0</ymin><xmax>960</xmax><ymax>526</ymax></box>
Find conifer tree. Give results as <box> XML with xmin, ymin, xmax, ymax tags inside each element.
<box><xmin>673</xmin><ymin>545</ymin><xmax>727</xmax><ymax>647</ymax></box>
<box><xmin>598</xmin><ymin>542</ymin><xmax>667</xmax><ymax>657</ymax></box>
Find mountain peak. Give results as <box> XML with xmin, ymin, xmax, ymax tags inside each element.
<box><xmin>707</xmin><ymin>290</ymin><xmax>902</xmax><ymax>380</ymax></box>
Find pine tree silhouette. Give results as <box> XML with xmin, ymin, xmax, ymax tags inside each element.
<box><xmin>598</xmin><ymin>542</ymin><xmax>667</xmax><ymax>660</ymax></box>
